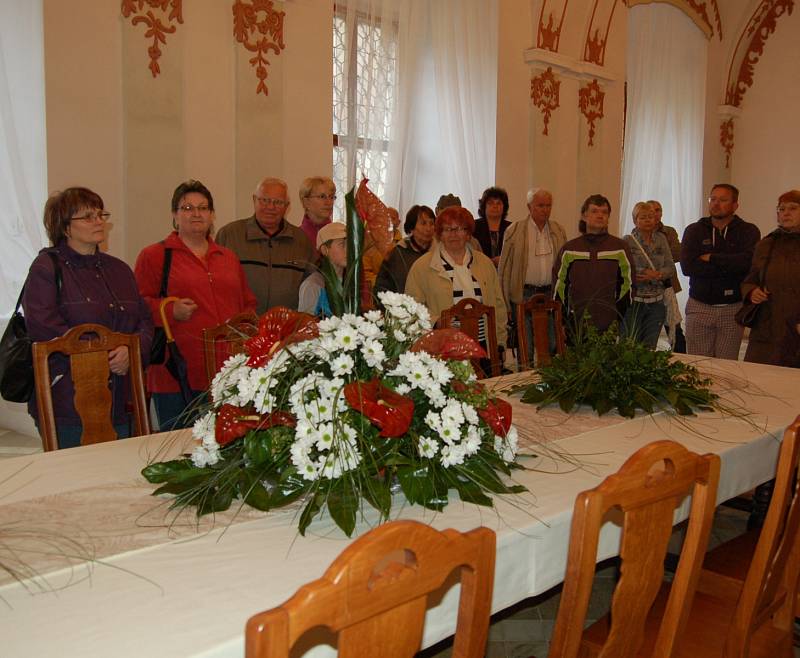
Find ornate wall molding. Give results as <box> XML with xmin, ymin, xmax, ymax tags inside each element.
<box><xmin>579</xmin><ymin>79</ymin><xmax>605</xmax><ymax>146</ymax></box>
<box><xmin>719</xmin><ymin>118</ymin><xmax>734</xmax><ymax>168</ymax></box>
<box><xmin>583</xmin><ymin>0</ymin><xmax>620</xmax><ymax>65</ymax></box>
<box><xmin>626</xmin><ymin>0</ymin><xmax>723</xmax><ymax>39</ymax></box>
<box><xmin>232</xmin><ymin>0</ymin><xmax>286</xmax><ymax>97</ymax></box>
<box><xmin>121</xmin><ymin>0</ymin><xmax>183</xmax><ymax>78</ymax></box>
<box><xmin>537</xmin><ymin>0</ymin><xmax>570</xmax><ymax>52</ymax></box>
<box><xmin>725</xmin><ymin>0</ymin><xmax>794</xmax><ymax>108</ymax></box>
<box><xmin>531</xmin><ymin>67</ymin><xmax>561</xmax><ymax>136</ymax></box>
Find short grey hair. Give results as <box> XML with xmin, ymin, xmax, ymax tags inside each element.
<box><xmin>254</xmin><ymin>177</ymin><xmax>289</xmax><ymax>197</ymax></box>
<box><xmin>526</xmin><ymin>188</ymin><xmax>552</xmax><ymax>205</ymax></box>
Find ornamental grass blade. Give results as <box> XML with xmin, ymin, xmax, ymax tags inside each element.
<box><xmin>320</xmin><ymin>256</ymin><xmax>345</xmax><ymax>317</ymax></box>
<box><xmin>298</xmin><ymin>493</ymin><xmax>323</xmax><ymax>536</ymax></box>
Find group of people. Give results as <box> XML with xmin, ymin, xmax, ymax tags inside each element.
<box><xmin>20</xmin><ymin>176</ymin><xmax>800</xmax><ymax>449</ymax></box>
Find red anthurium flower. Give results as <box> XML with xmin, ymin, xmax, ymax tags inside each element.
<box><xmin>343</xmin><ymin>379</ymin><xmax>414</xmax><ymax>438</ymax></box>
<box><xmin>478</xmin><ymin>397</ymin><xmax>513</xmax><ymax>437</ymax></box>
<box><xmin>245</xmin><ymin>307</ymin><xmax>317</xmax><ymax>367</ymax></box>
<box><xmin>214</xmin><ymin>405</ymin><xmax>297</xmax><ymax>446</ymax></box>
<box><xmin>410</xmin><ymin>329</ymin><xmax>487</xmax><ymax>361</ymax></box>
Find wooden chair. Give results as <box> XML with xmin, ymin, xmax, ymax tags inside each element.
<box><xmin>439</xmin><ymin>298</ymin><xmax>501</xmax><ymax>377</ymax></box>
<box><xmin>548</xmin><ymin>440</ymin><xmax>721</xmax><ymax>658</ymax></box>
<box><xmin>515</xmin><ymin>294</ymin><xmax>566</xmax><ymax>369</ymax></box>
<box><xmin>201</xmin><ymin>311</ymin><xmax>259</xmax><ymax>386</ymax></box>
<box><xmin>658</xmin><ymin>415</ymin><xmax>800</xmax><ymax>657</ymax></box>
<box><xmin>245</xmin><ymin>520</ymin><xmax>496</xmax><ymax>658</ymax></box>
<box><xmin>32</xmin><ymin>323</ymin><xmax>150</xmax><ymax>452</ymax></box>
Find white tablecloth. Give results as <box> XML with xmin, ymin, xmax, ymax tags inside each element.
<box><xmin>0</xmin><ymin>356</ymin><xmax>796</xmax><ymax>657</ymax></box>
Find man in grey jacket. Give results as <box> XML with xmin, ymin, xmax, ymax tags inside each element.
<box><xmin>499</xmin><ymin>188</ymin><xmax>567</xmax><ymax>363</ymax></box>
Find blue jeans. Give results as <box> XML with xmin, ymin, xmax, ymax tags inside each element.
<box><xmin>152</xmin><ymin>391</ymin><xmax>206</xmax><ymax>431</ymax></box>
<box><xmin>623</xmin><ymin>301</ymin><xmax>666</xmax><ymax>349</ymax></box>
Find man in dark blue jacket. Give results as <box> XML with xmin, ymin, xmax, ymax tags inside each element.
<box><xmin>680</xmin><ymin>183</ymin><xmax>760</xmax><ymax>359</ymax></box>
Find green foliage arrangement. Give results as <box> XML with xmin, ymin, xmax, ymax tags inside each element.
<box><xmin>520</xmin><ymin>324</ymin><xmax>718</xmax><ymax>418</ymax></box>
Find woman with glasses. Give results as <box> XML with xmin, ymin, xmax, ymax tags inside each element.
<box><xmin>374</xmin><ymin>205</ymin><xmax>436</xmax><ymax>297</ymax></box>
<box><xmin>298</xmin><ymin>176</ymin><xmax>336</xmax><ymax>250</ymax></box>
<box><xmin>135</xmin><ymin>180</ymin><xmax>256</xmax><ymax>430</ymax></box>
<box><xmin>21</xmin><ymin>187</ymin><xmax>153</xmax><ymax>449</ymax></box>
<box><xmin>741</xmin><ymin>189</ymin><xmax>800</xmax><ymax>365</ymax></box>
<box><xmin>405</xmin><ymin>206</ymin><xmax>507</xmax><ymax>361</ymax></box>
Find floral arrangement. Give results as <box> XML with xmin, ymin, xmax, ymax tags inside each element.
<box><xmin>143</xmin><ymin>292</ymin><xmax>525</xmax><ymax>536</ymax></box>
<box><xmin>521</xmin><ymin>323</ymin><xmax>719</xmax><ymax>418</ymax></box>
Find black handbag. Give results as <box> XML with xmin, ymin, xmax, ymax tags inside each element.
<box><xmin>149</xmin><ymin>246</ymin><xmax>173</xmax><ymax>365</ymax></box>
<box><xmin>735</xmin><ymin>236</ymin><xmax>777</xmax><ymax>329</ymax></box>
<box><xmin>0</xmin><ymin>252</ymin><xmax>61</xmax><ymax>402</ymax></box>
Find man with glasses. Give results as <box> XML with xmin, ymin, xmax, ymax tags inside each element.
<box><xmin>680</xmin><ymin>183</ymin><xmax>760</xmax><ymax>359</ymax></box>
<box><xmin>216</xmin><ymin>177</ymin><xmax>315</xmax><ymax>313</ymax></box>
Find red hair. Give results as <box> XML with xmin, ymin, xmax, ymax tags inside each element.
<box><xmin>778</xmin><ymin>190</ymin><xmax>800</xmax><ymax>205</ymax></box>
<box><xmin>435</xmin><ymin>206</ymin><xmax>475</xmax><ymax>238</ymax></box>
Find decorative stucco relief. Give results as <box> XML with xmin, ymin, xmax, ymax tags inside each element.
<box><xmin>626</xmin><ymin>0</ymin><xmax>722</xmax><ymax>39</ymax></box>
<box><xmin>121</xmin><ymin>0</ymin><xmax>183</xmax><ymax>78</ymax></box>
<box><xmin>584</xmin><ymin>0</ymin><xmax>619</xmax><ymax>65</ymax></box>
<box><xmin>233</xmin><ymin>0</ymin><xmax>286</xmax><ymax>97</ymax></box>
<box><xmin>725</xmin><ymin>0</ymin><xmax>794</xmax><ymax>108</ymax></box>
<box><xmin>579</xmin><ymin>79</ymin><xmax>605</xmax><ymax>146</ymax></box>
<box><xmin>531</xmin><ymin>67</ymin><xmax>561</xmax><ymax>136</ymax></box>
<box><xmin>537</xmin><ymin>0</ymin><xmax>570</xmax><ymax>52</ymax></box>
<box><xmin>719</xmin><ymin>118</ymin><xmax>734</xmax><ymax>169</ymax></box>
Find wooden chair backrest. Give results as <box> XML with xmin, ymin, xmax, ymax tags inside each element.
<box><xmin>548</xmin><ymin>440</ymin><xmax>720</xmax><ymax>658</ymax></box>
<box><xmin>245</xmin><ymin>520</ymin><xmax>496</xmax><ymax>658</ymax></box>
<box><xmin>724</xmin><ymin>416</ymin><xmax>800</xmax><ymax>656</ymax></box>
<box><xmin>32</xmin><ymin>323</ymin><xmax>150</xmax><ymax>452</ymax></box>
<box><xmin>201</xmin><ymin>311</ymin><xmax>259</xmax><ymax>387</ymax></box>
<box><xmin>515</xmin><ymin>293</ymin><xmax>566</xmax><ymax>369</ymax></box>
<box><xmin>439</xmin><ymin>298</ymin><xmax>500</xmax><ymax>377</ymax></box>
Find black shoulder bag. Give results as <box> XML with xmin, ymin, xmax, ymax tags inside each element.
<box><xmin>735</xmin><ymin>236</ymin><xmax>777</xmax><ymax>328</ymax></box>
<box><xmin>0</xmin><ymin>251</ymin><xmax>62</xmax><ymax>402</ymax></box>
<box><xmin>149</xmin><ymin>245</ymin><xmax>173</xmax><ymax>365</ymax></box>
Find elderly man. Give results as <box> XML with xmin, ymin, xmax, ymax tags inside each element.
<box><xmin>553</xmin><ymin>194</ymin><xmax>633</xmax><ymax>334</ymax></box>
<box><xmin>499</xmin><ymin>188</ymin><xmax>566</xmax><ymax>360</ymax></box>
<box><xmin>680</xmin><ymin>183</ymin><xmax>760</xmax><ymax>359</ymax></box>
<box><xmin>216</xmin><ymin>177</ymin><xmax>315</xmax><ymax>313</ymax></box>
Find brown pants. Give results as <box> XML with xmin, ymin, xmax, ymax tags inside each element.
<box><xmin>684</xmin><ymin>297</ymin><xmax>743</xmax><ymax>360</ymax></box>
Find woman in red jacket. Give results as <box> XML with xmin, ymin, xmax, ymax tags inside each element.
<box><xmin>135</xmin><ymin>180</ymin><xmax>257</xmax><ymax>430</ymax></box>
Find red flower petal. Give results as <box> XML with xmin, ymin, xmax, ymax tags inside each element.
<box><xmin>245</xmin><ymin>307</ymin><xmax>317</xmax><ymax>367</ymax></box>
<box><xmin>214</xmin><ymin>405</ymin><xmax>297</xmax><ymax>446</ymax></box>
<box><xmin>411</xmin><ymin>328</ymin><xmax>487</xmax><ymax>360</ymax></box>
<box><xmin>479</xmin><ymin>397</ymin><xmax>513</xmax><ymax>436</ymax></box>
<box><xmin>344</xmin><ymin>379</ymin><xmax>414</xmax><ymax>438</ymax></box>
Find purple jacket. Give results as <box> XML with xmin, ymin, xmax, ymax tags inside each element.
<box><xmin>22</xmin><ymin>243</ymin><xmax>153</xmax><ymax>427</ymax></box>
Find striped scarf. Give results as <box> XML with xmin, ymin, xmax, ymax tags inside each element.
<box><xmin>440</xmin><ymin>247</ymin><xmax>486</xmax><ymax>341</ymax></box>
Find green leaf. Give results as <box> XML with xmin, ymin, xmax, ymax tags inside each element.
<box><xmin>198</xmin><ymin>486</ymin><xmax>234</xmax><ymax>515</ymax></box>
<box><xmin>520</xmin><ymin>385</ymin><xmax>547</xmax><ymax>404</ymax></box>
<box><xmin>298</xmin><ymin>493</ymin><xmax>323</xmax><ymax>536</ymax></box>
<box><xmin>244</xmin><ymin>432</ymin><xmax>270</xmax><ymax>466</ymax></box>
<box><xmin>326</xmin><ymin>482</ymin><xmax>359</xmax><ymax>537</ymax></box>
<box><xmin>239</xmin><ymin>471</ymin><xmax>271</xmax><ymax>511</ymax></box>
<box><xmin>397</xmin><ymin>464</ymin><xmax>447</xmax><ymax>511</ymax></box>
<box><xmin>446</xmin><ymin>472</ymin><xmax>493</xmax><ymax>507</ymax></box>
<box><xmin>343</xmin><ymin>186</ymin><xmax>364</xmax><ymax>315</ymax></box>
<box><xmin>142</xmin><ymin>459</ymin><xmax>206</xmax><ymax>483</ymax></box>
<box><xmin>361</xmin><ymin>475</ymin><xmax>392</xmax><ymax>518</ymax></box>
<box><xmin>269</xmin><ymin>468</ymin><xmax>308</xmax><ymax>508</ymax></box>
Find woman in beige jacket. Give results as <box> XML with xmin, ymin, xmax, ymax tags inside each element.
<box><xmin>405</xmin><ymin>206</ymin><xmax>507</xmax><ymax>348</ymax></box>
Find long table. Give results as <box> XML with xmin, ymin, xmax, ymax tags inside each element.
<box><xmin>0</xmin><ymin>356</ymin><xmax>797</xmax><ymax>657</ymax></box>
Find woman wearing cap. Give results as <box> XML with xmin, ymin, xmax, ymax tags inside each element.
<box><xmin>405</xmin><ymin>206</ymin><xmax>507</xmax><ymax>367</ymax></box>
<box><xmin>741</xmin><ymin>189</ymin><xmax>800</xmax><ymax>365</ymax></box>
<box><xmin>135</xmin><ymin>180</ymin><xmax>257</xmax><ymax>429</ymax></box>
<box><xmin>298</xmin><ymin>222</ymin><xmax>347</xmax><ymax>317</ymax></box>
<box><xmin>21</xmin><ymin>187</ymin><xmax>153</xmax><ymax>449</ymax></box>
<box><xmin>374</xmin><ymin>205</ymin><xmax>435</xmax><ymax>296</ymax></box>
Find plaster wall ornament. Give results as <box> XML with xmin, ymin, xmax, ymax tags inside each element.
<box><xmin>232</xmin><ymin>0</ymin><xmax>286</xmax><ymax>97</ymax></box>
<box><xmin>531</xmin><ymin>67</ymin><xmax>561</xmax><ymax>136</ymax></box>
<box><xmin>720</xmin><ymin>118</ymin><xmax>735</xmax><ymax>169</ymax></box>
<box><xmin>121</xmin><ymin>0</ymin><xmax>183</xmax><ymax>78</ymax></box>
<box><xmin>725</xmin><ymin>0</ymin><xmax>794</xmax><ymax>108</ymax></box>
<box><xmin>626</xmin><ymin>0</ymin><xmax>723</xmax><ymax>40</ymax></box>
<box><xmin>579</xmin><ymin>79</ymin><xmax>605</xmax><ymax>147</ymax></box>
<box><xmin>583</xmin><ymin>0</ymin><xmax>620</xmax><ymax>66</ymax></box>
<box><xmin>537</xmin><ymin>0</ymin><xmax>570</xmax><ymax>52</ymax></box>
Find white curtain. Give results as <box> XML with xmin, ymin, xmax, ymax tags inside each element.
<box><xmin>334</xmin><ymin>0</ymin><xmax>498</xmax><ymax>219</ymax></box>
<box><xmin>620</xmin><ymin>3</ymin><xmax>707</xmax><ymax>246</ymax></box>
<box><xmin>0</xmin><ymin>0</ymin><xmax>48</xmax><ymax>317</ymax></box>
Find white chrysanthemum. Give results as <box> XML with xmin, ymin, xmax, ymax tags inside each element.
<box><xmin>440</xmin><ymin>443</ymin><xmax>467</xmax><ymax>468</ymax></box>
<box><xmin>441</xmin><ymin>399</ymin><xmax>465</xmax><ymax>427</ymax></box>
<box><xmin>364</xmin><ymin>309</ymin><xmax>383</xmax><ymax>323</ymax></box>
<box><xmin>462</xmin><ymin>402</ymin><xmax>479</xmax><ymax>426</ymax></box>
<box><xmin>429</xmin><ymin>359</ymin><xmax>453</xmax><ymax>385</ymax></box>
<box><xmin>210</xmin><ymin>352</ymin><xmax>249</xmax><ymax>404</ymax></box>
<box><xmin>440</xmin><ymin>421</ymin><xmax>461</xmax><ymax>445</ymax></box>
<box><xmin>334</xmin><ymin>325</ymin><xmax>359</xmax><ymax>352</ymax></box>
<box><xmin>319</xmin><ymin>423</ymin><xmax>362</xmax><ymax>479</ymax></box>
<box><xmin>396</xmin><ymin>382</ymin><xmax>411</xmax><ymax>395</ymax></box>
<box><xmin>191</xmin><ymin>444</ymin><xmax>221</xmax><ymax>468</ymax></box>
<box><xmin>192</xmin><ymin>411</ymin><xmax>217</xmax><ymax>447</ymax></box>
<box><xmin>317</xmin><ymin>315</ymin><xmax>341</xmax><ymax>335</ymax></box>
<box><xmin>418</xmin><ymin>436</ymin><xmax>439</xmax><ymax>458</ymax></box>
<box><xmin>315</xmin><ymin>422</ymin><xmax>335</xmax><ymax>451</ymax></box>
<box><xmin>331</xmin><ymin>353</ymin><xmax>355</xmax><ymax>377</ymax></box>
<box><xmin>362</xmin><ymin>339</ymin><xmax>386</xmax><ymax>369</ymax></box>
<box><xmin>494</xmin><ymin>425</ymin><xmax>519</xmax><ymax>462</ymax></box>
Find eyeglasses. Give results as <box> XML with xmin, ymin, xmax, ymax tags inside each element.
<box><xmin>178</xmin><ymin>204</ymin><xmax>211</xmax><ymax>214</ymax></box>
<box><xmin>708</xmin><ymin>196</ymin><xmax>733</xmax><ymax>204</ymax></box>
<box><xmin>441</xmin><ymin>226</ymin><xmax>468</xmax><ymax>234</ymax></box>
<box><xmin>306</xmin><ymin>193</ymin><xmax>337</xmax><ymax>201</ymax></box>
<box><xmin>255</xmin><ymin>196</ymin><xmax>288</xmax><ymax>207</ymax></box>
<box><xmin>777</xmin><ymin>203</ymin><xmax>800</xmax><ymax>213</ymax></box>
<box><xmin>72</xmin><ymin>210</ymin><xmax>111</xmax><ymax>223</ymax></box>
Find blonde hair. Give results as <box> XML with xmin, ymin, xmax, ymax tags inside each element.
<box><xmin>299</xmin><ymin>176</ymin><xmax>335</xmax><ymax>200</ymax></box>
